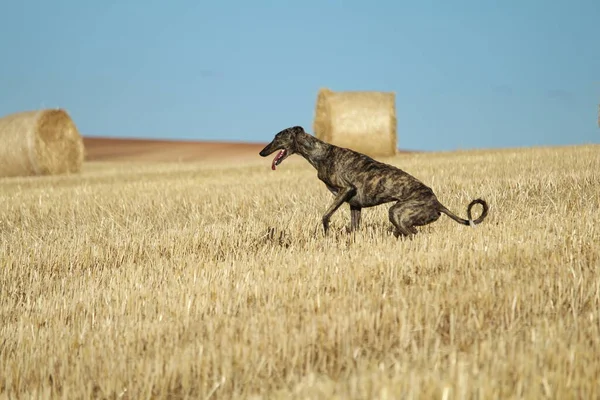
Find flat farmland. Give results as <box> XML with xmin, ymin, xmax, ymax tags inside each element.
<box><xmin>1</xmin><ymin>140</ymin><xmax>599</xmax><ymax>399</ymax></box>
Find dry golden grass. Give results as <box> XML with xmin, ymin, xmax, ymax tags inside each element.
<box><xmin>1</xmin><ymin>144</ymin><xmax>599</xmax><ymax>399</ymax></box>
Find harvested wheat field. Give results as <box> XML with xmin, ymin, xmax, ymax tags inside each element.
<box><xmin>1</xmin><ymin>143</ymin><xmax>599</xmax><ymax>399</ymax></box>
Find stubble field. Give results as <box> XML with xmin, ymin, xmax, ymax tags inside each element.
<box><xmin>1</xmin><ymin>144</ymin><xmax>599</xmax><ymax>399</ymax></box>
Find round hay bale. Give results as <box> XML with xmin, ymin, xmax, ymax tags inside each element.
<box><xmin>313</xmin><ymin>88</ymin><xmax>397</xmax><ymax>157</ymax></box>
<box><xmin>0</xmin><ymin>109</ymin><xmax>85</xmax><ymax>178</ymax></box>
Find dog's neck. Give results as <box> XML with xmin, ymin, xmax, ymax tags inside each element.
<box><xmin>295</xmin><ymin>132</ymin><xmax>331</xmax><ymax>170</ymax></box>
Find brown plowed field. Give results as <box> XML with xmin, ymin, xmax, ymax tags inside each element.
<box><xmin>82</xmin><ymin>137</ymin><xmax>268</xmax><ymax>163</ymax></box>
<box><xmin>82</xmin><ymin>137</ymin><xmax>415</xmax><ymax>163</ymax></box>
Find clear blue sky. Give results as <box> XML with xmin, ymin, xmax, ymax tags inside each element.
<box><xmin>1</xmin><ymin>0</ymin><xmax>598</xmax><ymax>151</ymax></box>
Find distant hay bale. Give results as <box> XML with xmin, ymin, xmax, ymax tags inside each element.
<box><xmin>313</xmin><ymin>88</ymin><xmax>397</xmax><ymax>157</ymax></box>
<box><xmin>0</xmin><ymin>109</ymin><xmax>85</xmax><ymax>178</ymax></box>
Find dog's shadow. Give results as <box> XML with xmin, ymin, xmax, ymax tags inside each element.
<box><xmin>257</xmin><ymin>226</ymin><xmax>293</xmax><ymax>248</ymax></box>
<box><xmin>256</xmin><ymin>222</ymin><xmax>415</xmax><ymax>249</ymax></box>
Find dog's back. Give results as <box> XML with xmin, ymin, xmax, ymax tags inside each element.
<box><xmin>320</xmin><ymin>145</ymin><xmax>434</xmax><ymax>208</ymax></box>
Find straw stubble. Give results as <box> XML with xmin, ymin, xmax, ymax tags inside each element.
<box><xmin>0</xmin><ymin>144</ymin><xmax>599</xmax><ymax>399</ymax></box>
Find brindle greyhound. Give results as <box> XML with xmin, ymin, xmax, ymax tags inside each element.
<box><xmin>259</xmin><ymin>126</ymin><xmax>489</xmax><ymax>238</ymax></box>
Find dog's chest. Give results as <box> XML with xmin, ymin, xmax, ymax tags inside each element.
<box><xmin>317</xmin><ymin>173</ymin><xmax>341</xmax><ymax>196</ymax></box>
<box><xmin>318</xmin><ymin>176</ymin><xmax>342</xmax><ymax>196</ymax></box>
<box><xmin>317</xmin><ymin>164</ymin><xmax>354</xmax><ymax>197</ymax></box>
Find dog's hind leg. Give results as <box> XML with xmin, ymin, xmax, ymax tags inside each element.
<box><xmin>322</xmin><ymin>186</ymin><xmax>356</xmax><ymax>235</ymax></box>
<box><xmin>388</xmin><ymin>200</ymin><xmax>440</xmax><ymax>239</ymax></box>
<box><xmin>388</xmin><ymin>202</ymin><xmax>417</xmax><ymax>238</ymax></box>
<box><xmin>350</xmin><ymin>205</ymin><xmax>362</xmax><ymax>231</ymax></box>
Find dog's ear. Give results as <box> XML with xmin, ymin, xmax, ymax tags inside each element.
<box><xmin>292</xmin><ymin>126</ymin><xmax>304</xmax><ymax>135</ymax></box>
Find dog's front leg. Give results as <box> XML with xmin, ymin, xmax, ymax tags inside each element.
<box><xmin>350</xmin><ymin>206</ymin><xmax>362</xmax><ymax>231</ymax></box>
<box><xmin>322</xmin><ymin>186</ymin><xmax>356</xmax><ymax>235</ymax></box>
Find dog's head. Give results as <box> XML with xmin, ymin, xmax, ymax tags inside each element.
<box><xmin>259</xmin><ymin>126</ymin><xmax>304</xmax><ymax>170</ymax></box>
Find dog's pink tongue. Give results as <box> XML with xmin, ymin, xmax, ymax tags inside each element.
<box><xmin>271</xmin><ymin>150</ymin><xmax>285</xmax><ymax>170</ymax></box>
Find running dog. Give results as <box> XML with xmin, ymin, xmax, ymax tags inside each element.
<box><xmin>259</xmin><ymin>126</ymin><xmax>489</xmax><ymax>237</ymax></box>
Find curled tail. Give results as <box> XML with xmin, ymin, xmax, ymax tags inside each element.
<box><xmin>438</xmin><ymin>198</ymin><xmax>489</xmax><ymax>227</ymax></box>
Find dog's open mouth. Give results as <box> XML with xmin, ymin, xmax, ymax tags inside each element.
<box><xmin>271</xmin><ymin>149</ymin><xmax>288</xmax><ymax>170</ymax></box>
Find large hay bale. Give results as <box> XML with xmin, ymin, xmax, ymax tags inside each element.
<box><xmin>0</xmin><ymin>109</ymin><xmax>85</xmax><ymax>178</ymax></box>
<box><xmin>313</xmin><ymin>88</ymin><xmax>397</xmax><ymax>157</ymax></box>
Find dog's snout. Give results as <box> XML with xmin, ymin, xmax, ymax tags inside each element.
<box><xmin>259</xmin><ymin>145</ymin><xmax>271</xmax><ymax>157</ymax></box>
<box><xmin>259</xmin><ymin>141</ymin><xmax>278</xmax><ymax>157</ymax></box>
